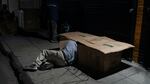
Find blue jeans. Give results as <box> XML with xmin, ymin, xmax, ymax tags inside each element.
<box><xmin>62</xmin><ymin>40</ymin><xmax>77</xmax><ymax>65</ymax></box>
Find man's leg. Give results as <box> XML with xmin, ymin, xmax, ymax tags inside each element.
<box><xmin>23</xmin><ymin>49</ymin><xmax>54</xmax><ymax>71</ymax></box>
<box><xmin>44</xmin><ymin>50</ymin><xmax>67</xmax><ymax>67</ymax></box>
<box><xmin>23</xmin><ymin>49</ymin><xmax>66</xmax><ymax>71</ymax></box>
<box><xmin>34</xmin><ymin>52</ymin><xmax>47</xmax><ymax>67</ymax></box>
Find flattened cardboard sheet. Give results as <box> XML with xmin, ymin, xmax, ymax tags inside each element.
<box><xmin>60</xmin><ymin>32</ymin><xmax>134</xmax><ymax>54</ymax></box>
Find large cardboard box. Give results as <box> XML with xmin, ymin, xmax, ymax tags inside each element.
<box><xmin>60</xmin><ymin>32</ymin><xmax>134</xmax><ymax>72</ymax></box>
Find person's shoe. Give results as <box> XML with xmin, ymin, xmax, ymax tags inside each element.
<box><xmin>38</xmin><ymin>62</ymin><xmax>54</xmax><ymax>71</ymax></box>
<box><xmin>23</xmin><ymin>64</ymin><xmax>38</xmax><ymax>72</ymax></box>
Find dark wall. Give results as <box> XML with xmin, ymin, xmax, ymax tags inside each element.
<box><xmin>59</xmin><ymin>0</ymin><xmax>83</xmax><ymax>32</ymax></box>
<box><xmin>83</xmin><ymin>0</ymin><xmax>130</xmax><ymax>42</ymax></box>
<box><xmin>60</xmin><ymin>0</ymin><xmax>131</xmax><ymax>43</ymax></box>
<box><xmin>139</xmin><ymin>0</ymin><xmax>150</xmax><ymax>69</ymax></box>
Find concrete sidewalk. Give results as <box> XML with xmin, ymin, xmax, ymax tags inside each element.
<box><xmin>0</xmin><ymin>35</ymin><xmax>101</xmax><ymax>84</ymax></box>
<box><xmin>0</xmin><ymin>52</ymin><xmax>19</xmax><ymax>84</ymax></box>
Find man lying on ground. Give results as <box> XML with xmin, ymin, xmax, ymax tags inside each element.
<box><xmin>23</xmin><ymin>40</ymin><xmax>77</xmax><ymax>71</ymax></box>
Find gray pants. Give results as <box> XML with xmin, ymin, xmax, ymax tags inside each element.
<box><xmin>33</xmin><ymin>40</ymin><xmax>77</xmax><ymax>67</ymax></box>
<box><xmin>34</xmin><ymin>49</ymin><xmax>66</xmax><ymax>67</ymax></box>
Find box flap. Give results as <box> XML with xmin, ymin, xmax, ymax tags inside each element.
<box><xmin>60</xmin><ymin>32</ymin><xmax>134</xmax><ymax>54</ymax></box>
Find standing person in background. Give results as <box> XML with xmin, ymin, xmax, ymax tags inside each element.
<box><xmin>13</xmin><ymin>8</ymin><xmax>24</xmax><ymax>32</ymax></box>
<box><xmin>17</xmin><ymin>9</ymin><xmax>24</xmax><ymax>30</ymax></box>
<box><xmin>47</xmin><ymin>0</ymin><xmax>59</xmax><ymax>42</ymax></box>
<box><xmin>40</xmin><ymin>0</ymin><xmax>59</xmax><ymax>42</ymax></box>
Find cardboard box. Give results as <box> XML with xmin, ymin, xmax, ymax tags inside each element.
<box><xmin>59</xmin><ymin>32</ymin><xmax>134</xmax><ymax>72</ymax></box>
